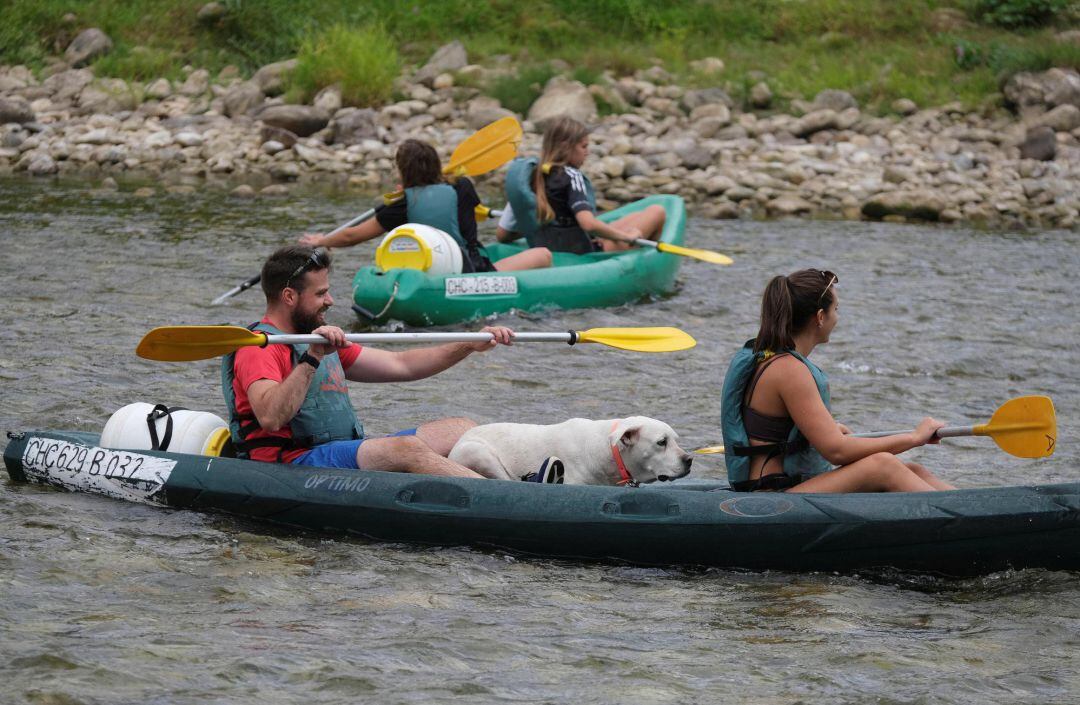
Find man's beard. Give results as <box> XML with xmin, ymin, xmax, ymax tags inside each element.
<box><xmin>290</xmin><ymin>305</ymin><xmax>326</xmax><ymax>334</ymax></box>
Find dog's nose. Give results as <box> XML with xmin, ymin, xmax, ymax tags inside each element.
<box><xmin>682</xmin><ymin>455</ymin><xmax>693</xmax><ymax>469</ymax></box>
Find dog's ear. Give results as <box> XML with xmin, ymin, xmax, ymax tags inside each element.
<box><xmin>619</xmin><ymin>425</ymin><xmax>641</xmax><ymax>449</ymax></box>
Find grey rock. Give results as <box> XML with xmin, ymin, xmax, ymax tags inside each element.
<box><xmin>693</xmin><ymin>116</ymin><xmax>730</xmax><ymax>139</ymax></box>
<box><xmin>1004</xmin><ymin>68</ymin><xmax>1080</xmax><ymax>113</ymax></box>
<box><xmin>145</xmin><ymin>78</ymin><xmax>172</xmax><ymax>100</ymax></box>
<box><xmin>704</xmin><ymin>174</ymin><xmax>736</xmax><ymax>195</ymax></box>
<box><xmin>179</xmin><ymin>69</ymin><xmax>210</xmax><ymax>96</ymax></box>
<box><xmin>527</xmin><ymin>77</ymin><xmax>597</xmax><ymax>128</ymax></box>
<box><xmin>196</xmin><ymin>2</ymin><xmax>227</xmax><ymax>25</ymax></box>
<box><xmin>77</xmin><ymin>79</ymin><xmax>137</xmax><ymax>115</ymax></box>
<box><xmin>689</xmin><ymin>103</ymin><xmax>731</xmax><ymax>123</ymax></box>
<box><xmin>465</xmin><ymin>97</ymin><xmax>514</xmax><ymax>130</ymax></box>
<box><xmin>689</xmin><ymin>57</ymin><xmax>725</xmax><ymax>75</ymax></box>
<box><xmin>813</xmin><ymin>89</ymin><xmax>858</xmax><ymax>111</ymax></box>
<box><xmin>27</xmin><ymin>153</ymin><xmax>58</xmax><ymax>175</ymax></box>
<box><xmin>261</xmin><ymin>184</ymin><xmax>289</xmax><ymax>196</ymax></box>
<box><xmin>175</xmin><ymin>131</ymin><xmax>204</xmax><ymax>148</ymax></box>
<box><xmin>767</xmin><ymin>195</ymin><xmax>814</xmax><ymax>216</ymax></box>
<box><xmin>892</xmin><ymin>98</ymin><xmax>918</xmax><ymax>115</ymax></box>
<box><xmin>253</xmin><ymin>59</ymin><xmax>298</xmax><ymax>97</ymax></box>
<box><xmin>331</xmin><ymin>108</ymin><xmax>378</xmax><ymax>145</ymax></box>
<box><xmin>0</xmin><ymin>125</ymin><xmax>27</xmax><ymax>149</ymax></box>
<box><xmin>65</xmin><ymin>28</ymin><xmax>113</xmax><ymax>68</ymax></box>
<box><xmin>792</xmin><ymin>109</ymin><xmax>839</xmax><ymax>137</ymax></box>
<box><xmin>622</xmin><ymin>155</ymin><xmax>651</xmax><ymax>177</ymax></box>
<box><xmin>257</xmin><ymin>104</ymin><xmax>329</xmax><ymax>137</ymax></box>
<box><xmin>1028</xmin><ymin>104</ymin><xmax>1080</xmax><ymax>133</ymax></box>
<box><xmin>313</xmin><ymin>85</ymin><xmax>342</xmax><ymax>114</ymax></box>
<box><xmin>43</xmin><ymin>68</ymin><xmax>94</xmax><ymax>104</ymax></box>
<box><xmin>231</xmin><ymin>184</ymin><xmax>256</xmax><ymax>198</ymax></box>
<box><xmin>0</xmin><ymin>97</ymin><xmax>35</xmax><ymax>124</ymax></box>
<box><xmin>680</xmin><ymin>87</ymin><xmax>733</xmax><ymax>112</ymax></box>
<box><xmin>415</xmin><ymin>41</ymin><xmax>468</xmax><ymax>87</ymax></box>
<box><xmin>883</xmin><ymin>165</ymin><xmax>912</xmax><ymax>184</ymax></box>
<box><xmin>261</xmin><ymin>140</ymin><xmax>286</xmax><ymax>155</ymax></box>
<box><xmin>223</xmin><ymin>80</ymin><xmax>264</xmax><ymax>117</ymax></box>
<box><xmin>750</xmin><ymin>82</ymin><xmax>772</xmax><ymax>109</ymax></box>
<box><xmin>1019</xmin><ymin>126</ymin><xmax>1057</xmax><ymax>161</ymax></box>
<box><xmin>271</xmin><ymin>162</ymin><xmax>301</xmax><ymax>181</ymax></box>
<box><xmin>260</xmin><ymin>124</ymin><xmax>298</xmax><ymax>148</ymax></box>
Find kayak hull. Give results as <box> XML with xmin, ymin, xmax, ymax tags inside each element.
<box><xmin>352</xmin><ymin>195</ymin><xmax>687</xmax><ymax>326</ymax></box>
<box><xmin>6</xmin><ymin>430</ymin><xmax>1080</xmax><ymax>576</ymax></box>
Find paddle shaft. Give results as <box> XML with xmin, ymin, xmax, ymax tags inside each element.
<box><xmin>260</xmin><ymin>331</ymin><xmax>589</xmax><ymax>347</ymax></box>
<box><xmin>857</xmin><ymin>427</ymin><xmax>975</xmax><ymax>440</ymax></box>
<box><xmin>211</xmin><ymin>208</ymin><xmax>377</xmax><ymax>305</ymax></box>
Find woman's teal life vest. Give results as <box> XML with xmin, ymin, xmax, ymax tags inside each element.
<box><xmin>405</xmin><ymin>183</ymin><xmax>465</xmax><ymax>249</ymax></box>
<box><xmin>720</xmin><ymin>339</ymin><xmax>833</xmax><ymax>486</ymax></box>
<box><xmin>221</xmin><ymin>321</ymin><xmax>364</xmax><ymax>460</ymax></box>
<box><xmin>504</xmin><ymin>157</ymin><xmax>596</xmax><ymax>247</ymax></box>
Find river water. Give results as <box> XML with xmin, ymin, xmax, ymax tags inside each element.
<box><xmin>1</xmin><ymin>176</ymin><xmax>1078</xmax><ymax>704</ymax></box>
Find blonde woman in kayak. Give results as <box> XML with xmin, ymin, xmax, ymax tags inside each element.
<box><xmin>300</xmin><ymin>139</ymin><xmax>551</xmax><ymax>272</ymax></box>
<box><xmin>720</xmin><ymin>269</ymin><xmax>956</xmax><ymax>493</ymax></box>
<box><xmin>498</xmin><ymin>117</ymin><xmax>666</xmax><ymax>254</ymax></box>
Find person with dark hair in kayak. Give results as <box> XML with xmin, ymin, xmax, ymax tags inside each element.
<box><xmin>300</xmin><ymin>139</ymin><xmax>552</xmax><ymax>272</ymax></box>
<box><xmin>220</xmin><ymin>245</ymin><xmax>543</xmax><ymax>479</ymax></box>
<box><xmin>720</xmin><ymin>269</ymin><xmax>956</xmax><ymax>493</ymax></box>
<box><xmin>497</xmin><ymin>116</ymin><xmax>666</xmax><ymax>255</ymax></box>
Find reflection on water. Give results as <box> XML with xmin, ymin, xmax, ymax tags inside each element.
<box><xmin>1</xmin><ymin>177</ymin><xmax>1078</xmax><ymax>704</ymax></box>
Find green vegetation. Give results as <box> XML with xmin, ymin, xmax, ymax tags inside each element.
<box><xmin>287</xmin><ymin>24</ymin><xmax>399</xmax><ymax>106</ymax></box>
<box><xmin>1</xmin><ymin>0</ymin><xmax>1078</xmax><ymax>113</ymax></box>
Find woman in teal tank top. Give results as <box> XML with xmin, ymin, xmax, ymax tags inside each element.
<box><xmin>720</xmin><ymin>268</ymin><xmax>955</xmax><ymax>493</ymax></box>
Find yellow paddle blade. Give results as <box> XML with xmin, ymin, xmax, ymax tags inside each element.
<box><xmin>444</xmin><ymin>117</ymin><xmax>522</xmax><ymax>178</ymax></box>
<box><xmin>693</xmin><ymin>445</ymin><xmax>725</xmax><ymax>455</ymax></box>
<box><xmin>576</xmin><ymin>327</ymin><xmax>696</xmax><ymax>353</ymax></box>
<box><xmin>656</xmin><ymin>242</ymin><xmax>734</xmax><ymax>265</ymax></box>
<box><xmin>137</xmin><ymin>326</ymin><xmax>266</xmax><ymax>362</ymax></box>
<box><xmin>976</xmin><ymin>395</ymin><xmax>1057</xmax><ymax>458</ymax></box>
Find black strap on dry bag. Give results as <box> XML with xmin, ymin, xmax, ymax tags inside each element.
<box><xmin>146</xmin><ymin>404</ymin><xmax>187</xmax><ymax>451</ymax></box>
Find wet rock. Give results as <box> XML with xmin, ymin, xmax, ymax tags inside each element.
<box><xmin>253</xmin><ymin>59</ymin><xmax>298</xmax><ymax>97</ymax></box>
<box><xmin>256</xmin><ymin>105</ymin><xmax>329</xmax><ymax>138</ymax></box>
<box><xmin>1018</xmin><ymin>126</ymin><xmax>1057</xmax><ymax>161</ymax></box>
<box><xmin>261</xmin><ymin>184</ymin><xmax>289</xmax><ymax>196</ymax></box>
<box><xmin>767</xmin><ymin>194</ymin><xmax>814</xmax><ymax>216</ymax></box>
<box><xmin>27</xmin><ymin>153</ymin><xmax>58</xmax><ymax>175</ymax></box>
<box><xmin>65</xmin><ymin>29</ymin><xmax>113</xmax><ymax>68</ymax></box>
<box><xmin>231</xmin><ymin>184</ymin><xmax>256</xmax><ymax>198</ymax></box>
<box><xmin>0</xmin><ymin>97</ymin><xmax>35</xmax><ymax>124</ymax></box>
<box><xmin>527</xmin><ymin>77</ymin><xmax>597</xmax><ymax>128</ymax></box>
<box><xmin>861</xmin><ymin>190</ymin><xmax>945</xmax><ymax>221</ymax></box>
<box><xmin>415</xmin><ymin>41</ymin><xmax>468</xmax><ymax>87</ymax></box>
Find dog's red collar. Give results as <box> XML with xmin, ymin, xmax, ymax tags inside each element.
<box><xmin>610</xmin><ymin>422</ymin><xmax>638</xmax><ymax>487</ymax></box>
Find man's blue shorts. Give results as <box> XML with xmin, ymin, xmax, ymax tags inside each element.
<box><xmin>291</xmin><ymin>429</ymin><xmax>417</xmax><ymax>469</ymax></box>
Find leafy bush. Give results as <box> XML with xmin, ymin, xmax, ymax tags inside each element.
<box><xmin>287</xmin><ymin>23</ymin><xmax>400</xmax><ymax>108</ymax></box>
<box><xmin>488</xmin><ymin>65</ymin><xmax>556</xmax><ymax>114</ymax></box>
<box><xmin>971</xmin><ymin>0</ymin><xmax>1071</xmax><ymax>27</ymax></box>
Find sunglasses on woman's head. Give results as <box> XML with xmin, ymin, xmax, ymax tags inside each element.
<box><xmin>817</xmin><ymin>270</ymin><xmax>838</xmax><ymax>305</ymax></box>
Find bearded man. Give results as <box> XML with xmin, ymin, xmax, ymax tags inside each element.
<box><xmin>221</xmin><ymin>245</ymin><xmax>513</xmax><ymax>477</ymax></box>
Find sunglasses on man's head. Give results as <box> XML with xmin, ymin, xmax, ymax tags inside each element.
<box><xmin>285</xmin><ymin>248</ymin><xmax>329</xmax><ymax>290</ymax></box>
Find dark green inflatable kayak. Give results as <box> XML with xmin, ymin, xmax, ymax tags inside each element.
<box><xmin>7</xmin><ymin>430</ymin><xmax>1080</xmax><ymax>576</ymax></box>
<box><xmin>351</xmin><ymin>195</ymin><xmax>686</xmax><ymax>326</ymax></box>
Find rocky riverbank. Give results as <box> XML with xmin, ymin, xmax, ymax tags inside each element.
<box><xmin>2</xmin><ymin>33</ymin><xmax>1079</xmax><ymax>228</ymax></box>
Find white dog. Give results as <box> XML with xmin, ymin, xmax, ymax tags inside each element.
<box><xmin>448</xmin><ymin>416</ymin><xmax>693</xmax><ymax>486</ymax></box>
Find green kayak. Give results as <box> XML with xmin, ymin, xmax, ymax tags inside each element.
<box><xmin>352</xmin><ymin>195</ymin><xmax>686</xmax><ymax>326</ymax></box>
<box><xmin>7</xmin><ymin>430</ymin><xmax>1080</xmax><ymax>576</ymax></box>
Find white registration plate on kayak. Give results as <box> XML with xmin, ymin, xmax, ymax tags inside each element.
<box><xmin>445</xmin><ymin>276</ymin><xmax>518</xmax><ymax>297</ymax></box>
<box><xmin>20</xmin><ymin>438</ymin><xmax>176</xmax><ymax>505</ymax></box>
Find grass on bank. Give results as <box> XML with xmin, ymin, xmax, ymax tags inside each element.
<box><xmin>1</xmin><ymin>0</ymin><xmax>1078</xmax><ymax>113</ymax></box>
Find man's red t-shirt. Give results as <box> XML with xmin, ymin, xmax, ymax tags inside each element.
<box><xmin>231</xmin><ymin>320</ymin><xmax>362</xmax><ymax>463</ymax></box>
